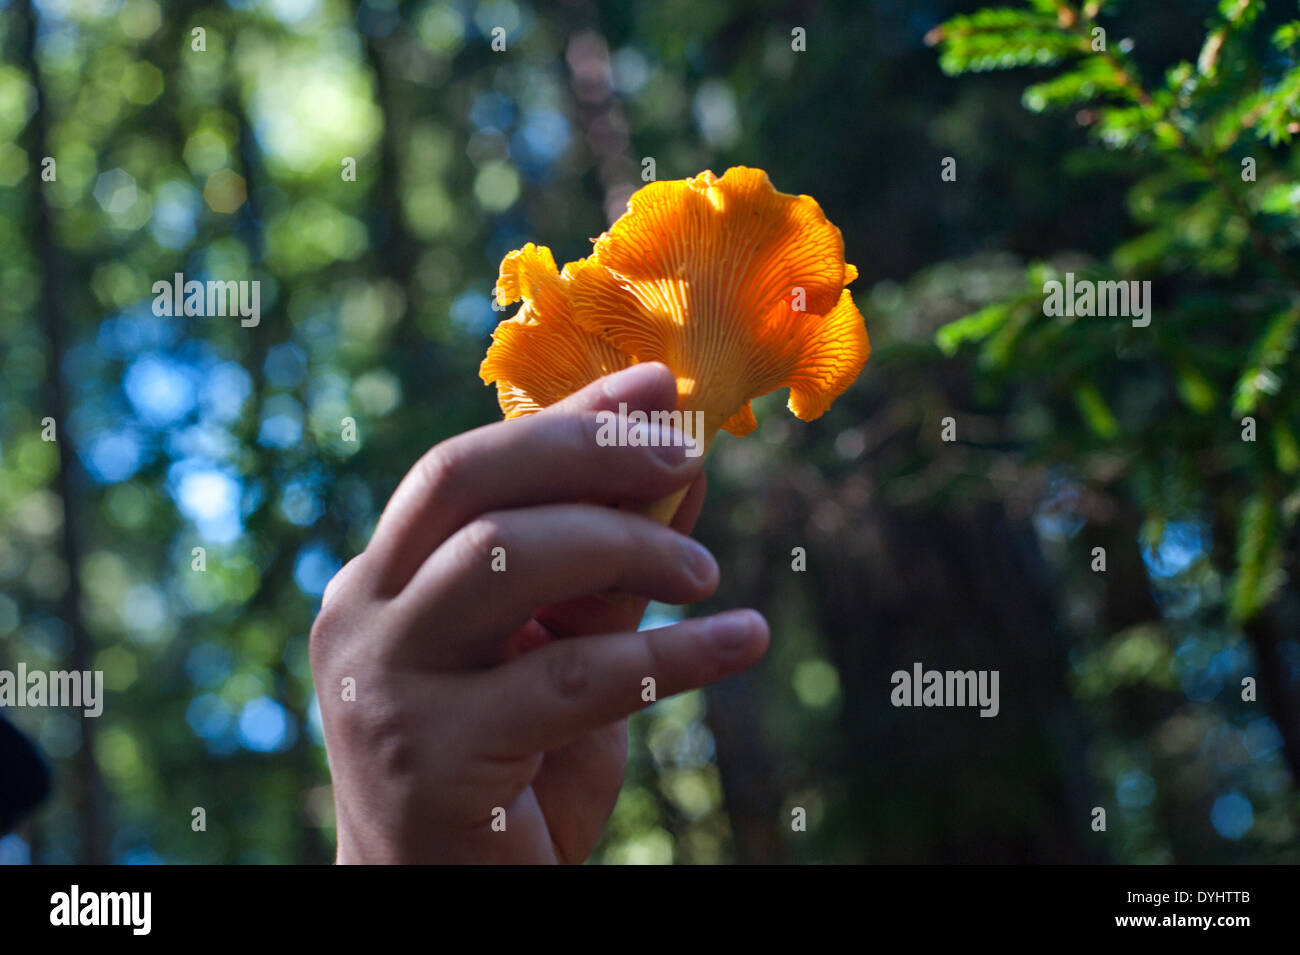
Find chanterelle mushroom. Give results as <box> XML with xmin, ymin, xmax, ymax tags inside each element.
<box><xmin>480</xmin><ymin>166</ymin><xmax>869</xmax><ymax>523</ymax></box>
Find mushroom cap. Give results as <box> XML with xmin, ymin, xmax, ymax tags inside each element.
<box><xmin>565</xmin><ymin>166</ymin><xmax>868</xmax><ymax>435</ymax></box>
<box><xmin>480</xmin><ymin>169</ymin><xmax>868</xmax><ymax>436</ymax></box>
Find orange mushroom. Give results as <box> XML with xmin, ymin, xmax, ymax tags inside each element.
<box><xmin>480</xmin><ymin>167</ymin><xmax>869</xmax><ymax>523</ymax></box>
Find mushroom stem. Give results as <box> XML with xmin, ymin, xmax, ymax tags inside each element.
<box><xmin>596</xmin><ymin>419</ymin><xmax>722</xmax><ymax>617</ymax></box>
<box><xmin>640</xmin><ymin>485</ymin><xmax>694</xmax><ymax>526</ymax></box>
<box><xmin>636</xmin><ymin>416</ymin><xmax>722</xmax><ymax>525</ymax></box>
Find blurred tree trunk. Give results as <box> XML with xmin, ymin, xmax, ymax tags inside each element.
<box><xmin>1243</xmin><ymin>613</ymin><xmax>1300</xmax><ymax>782</ymax></box>
<box><xmin>20</xmin><ymin>0</ymin><xmax>109</xmax><ymax>864</ymax></box>
<box><xmin>1080</xmin><ymin>508</ymin><xmax>1162</xmax><ymax>634</ymax></box>
<box><xmin>700</xmin><ymin>357</ymin><xmax>1107</xmax><ymax>863</ymax></box>
<box><xmin>1248</xmin><ymin>513</ymin><xmax>1300</xmax><ymax>785</ymax></box>
<box><xmin>1239</xmin><ymin>529</ymin><xmax>1300</xmax><ymax>784</ymax></box>
<box><xmin>359</xmin><ymin>20</ymin><xmax>422</xmax><ymax>355</ymax></box>
<box><xmin>806</xmin><ymin>491</ymin><xmax>1102</xmax><ymax>863</ymax></box>
<box><xmin>220</xmin><ymin>70</ymin><xmax>335</xmax><ymax>862</ymax></box>
<box><xmin>703</xmin><ymin>523</ymin><xmax>788</xmax><ymax>863</ymax></box>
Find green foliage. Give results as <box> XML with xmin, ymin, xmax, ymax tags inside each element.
<box><xmin>930</xmin><ymin>0</ymin><xmax>1300</xmax><ymax>627</ymax></box>
<box><xmin>1233</xmin><ymin>304</ymin><xmax>1300</xmax><ymax>415</ymax></box>
<box><xmin>934</xmin><ymin>9</ymin><xmax>1088</xmax><ymax>76</ymax></box>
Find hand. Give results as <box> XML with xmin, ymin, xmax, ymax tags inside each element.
<box><xmin>310</xmin><ymin>362</ymin><xmax>770</xmax><ymax>863</ymax></box>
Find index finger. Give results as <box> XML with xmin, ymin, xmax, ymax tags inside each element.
<box><xmin>366</xmin><ymin>363</ymin><xmax>693</xmax><ymax>594</ymax></box>
<box><xmin>473</xmin><ymin>609</ymin><xmax>770</xmax><ymax>758</ymax></box>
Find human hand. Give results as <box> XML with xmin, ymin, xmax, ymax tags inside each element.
<box><xmin>310</xmin><ymin>362</ymin><xmax>770</xmax><ymax>863</ymax></box>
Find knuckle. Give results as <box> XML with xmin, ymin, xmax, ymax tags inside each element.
<box><xmin>611</xmin><ymin>515</ymin><xmax>687</xmax><ymax>590</ymax></box>
<box><xmin>570</xmin><ymin>411</ymin><xmax>601</xmax><ymax>451</ymax></box>
<box><xmin>310</xmin><ymin>554</ymin><xmax>371</xmax><ymax>664</ymax></box>
<box><xmin>613</xmin><ymin>514</ymin><xmax>650</xmax><ymax>566</ymax></box>
<box><xmin>642</xmin><ymin>628</ymin><xmax>671</xmax><ymax>675</ymax></box>
<box><xmin>546</xmin><ymin>645</ymin><xmax>590</xmax><ymax>701</ymax></box>
<box><xmin>339</xmin><ymin>694</ymin><xmax>418</xmax><ymax>777</ymax></box>
<box><xmin>622</xmin><ymin>513</ymin><xmax>667</xmax><ymax>561</ymax></box>
<box><xmin>321</xmin><ymin>553</ymin><xmax>362</xmax><ymax>607</ymax></box>
<box><xmin>591</xmin><ymin>512</ymin><xmax>649</xmax><ymax>581</ymax></box>
<box><xmin>415</xmin><ymin>441</ymin><xmax>463</xmax><ymax>501</ymax></box>
<box><xmin>564</xmin><ymin>412</ymin><xmax>610</xmax><ymax>468</ymax></box>
<box><xmin>308</xmin><ymin>601</ymin><xmax>343</xmax><ymax>668</ymax></box>
<box><xmin>542</xmin><ymin>411</ymin><xmax>593</xmax><ymax>457</ymax></box>
<box><xmin>458</xmin><ymin>513</ymin><xmax>511</xmax><ymax>561</ymax></box>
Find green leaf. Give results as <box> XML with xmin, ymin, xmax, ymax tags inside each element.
<box><xmin>935</xmin><ymin>302</ymin><xmax>1013</xmax><ymax>356</ymax></box>
<box><xmin>1274</xmin><ymin>423</ymin><xmax>1300</xmax><ymax>475</ymax></box>
<box><xmin>982</xmin><ymin>301</ymin><xmax>1039</xmax><ymax>369</ymax></box>
<box><xmin>1259</xmin><ymin>182</ymin><xmax>1300</xmax><ymax>214</ymax></box>
<box><xmin>1022</xmin><ymin>57</ymin><xmax>1128</xmax><ymax>112</ymax></box>
<box><xmin>931</xmin><ymin>8</ymin><xmax>1082</xmax><ymax>76</ymax></box>
<box><xmin>1073</xmin><ymin>382</ymin><xmax>1120</xmax><ymax>439</ymax></box>
<box><xmin>1218</xmin><ymin>0</ymin><xmax>1262</xmax><ymax>27</ymax></box>
<box><xmin>1232</xmin><ymin>306</ymin><xmax>1300</xmax><ymax>416</ymax></box>
<box><xmin>1176</xmin><ymin>364</ymin><xmax>1217</xmax><ymax>413</ymax></box>
<box><xmin>1272</xmin><ymin>21</ymin><xmax>1300</xmax><ymax>52</ymax></box>
<box><xmin>1249</xmin><ymin>65</ymin><xmax>1300</xmax><ymax>145</ymax></box>
<box><xmin>1229</xmin><ymin>492</ymin><xmax>1283</xmax><ymax>623</ymax></box>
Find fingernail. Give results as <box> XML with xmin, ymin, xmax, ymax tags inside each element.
<box><xmin>649</xmin><ymin>426</ymin><xmax>688</xmax><ymax>466</ymax></box>
<box><xmin>708</xmin><ymin>610</ymin><xmax>759</xmax><ymax>656</ymax></box>
<box><xmin>680</xmin><ymin>538</ymin><xmax>717</xmax><ymax>586</ymax></box>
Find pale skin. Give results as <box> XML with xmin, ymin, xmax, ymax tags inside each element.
<box><xmin>310</xmin><ymin>362</ymin><xmax>770</xmax><ymax>863</ymax></box>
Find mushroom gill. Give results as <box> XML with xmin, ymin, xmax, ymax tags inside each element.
<box><xmin>480</xmin><ymin>168</ymin><xmax>870</xmax><ymax>524</ymax></box>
